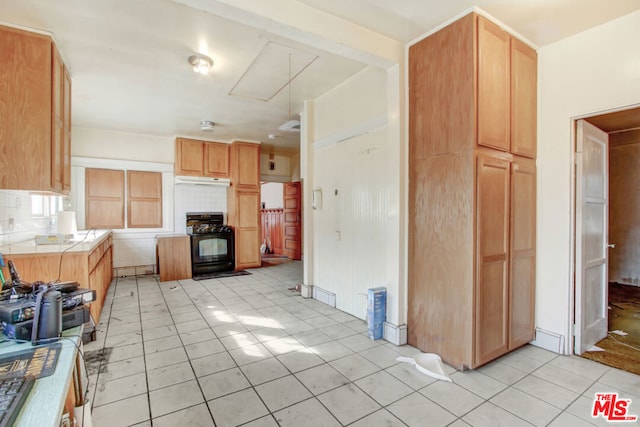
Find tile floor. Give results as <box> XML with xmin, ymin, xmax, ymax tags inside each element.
<box><xmin>82</xmin><ymin>261</ymin><xmax>640</xmax><ymax>426</ymax></box>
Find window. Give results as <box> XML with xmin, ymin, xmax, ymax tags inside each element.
<box><xmin>31</xmin><ymin>194</ymin><xmax>63</xmax><ymax>217</ymax></box>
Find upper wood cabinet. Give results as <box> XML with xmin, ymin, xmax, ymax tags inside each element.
<box><xmin>127</xmin><ymin>170</ymin><xmax>162</xmax><ymax>228</ymax></box>
<box><xmin>408</xmin><ymin>12</ymin><xmax>537</xmax><ymax>369</ymax></box>
<box><xmin>0</xmin><ymin>25</ymin><xmax>72</xmax><ymax>194</ymax></box>
<box><xmin>175</xmin><ymin>137</ymin><xmax>230</xmax><ymax>178</ymax></box>
<box><xmin>477</xmin><ymin>16</ymin><xmax>537</xmax><ymax>158</ymax></box>
<box><xmin>510</xmin><ymin>38</ymin><xmax>537</xmax><ymax>158</ymax></box>
<box><xmin>230</xmin><ymin>141</ymin><xmax>260</xmax><ymax>191</ymax></box>
<box><xmin>85</xmin><ymin>168</ymin><xmax>125</xmax><ymax>229</ymax></box>
<box><xmin>477</xmin><ymin>17</ymin><xmax>511</xmax><ymax>152</ymax></box>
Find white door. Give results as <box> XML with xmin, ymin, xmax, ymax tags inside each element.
<box><xmin>575</xmin><ymin>119</ymin><xmax>609</xmax><ymax>354</ymax></box>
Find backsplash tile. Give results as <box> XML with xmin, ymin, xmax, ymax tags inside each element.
<box><xmin>0</xmin><ymin>190</ymin><xmax>60</xmax><ymax>246</ymax></box>
<box><xmin>174</xmin><ymin>185</ymin><xmax>227</xmax><ymax>233</ymax></box>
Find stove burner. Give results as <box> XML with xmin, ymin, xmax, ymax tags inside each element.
<box><xmin>190</xmin><ymin>224</ymin><xmax>232</xmax><ymax>235</ymax></box>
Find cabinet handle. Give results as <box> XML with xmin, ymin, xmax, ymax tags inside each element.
<box><xmin>607</xmin><ymin>243</ymin><xmax>616</xmax><ymax>249</ymax></box>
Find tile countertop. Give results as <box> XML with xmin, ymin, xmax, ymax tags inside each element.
<box><xmin>0</xmin><ymin>230</ymin><xmax>112</xmax><ymax>255</ymax></box>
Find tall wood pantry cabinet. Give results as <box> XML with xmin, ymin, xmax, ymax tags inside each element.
<box><xmin>227</xmin><ymin>141</ymin><xmax>261</xmax><ymax>269</ymax></box>
<box><xmin>408</xmin><ymin>13</ymin><xmax>537</xmax><ymax>369</ymax></box>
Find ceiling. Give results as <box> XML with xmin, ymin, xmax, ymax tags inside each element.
<box><xmin>0</xmin><ymin>0</ymin><xmax>638</xmax><ymax>153</ymax></box>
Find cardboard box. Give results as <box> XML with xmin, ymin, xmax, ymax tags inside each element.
<box><xmin>367</xmin><ymin>287</ymin><xmax>386</xmax><ymax>340</ymax></box>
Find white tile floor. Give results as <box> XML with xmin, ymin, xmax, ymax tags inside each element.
<box><xmin>82</xmin><ymin>261</ymin><xmax>640</xmax><ymax>426</ymax></box>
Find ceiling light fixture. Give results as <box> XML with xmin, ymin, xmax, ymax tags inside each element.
<box><xmin>188</xmin><ymin>53</ymin><xmax>213</xmax><ymax>75</ymax></box>
<box><xmin>200</xmin><ymin>120</ymin><xmax>215</xmax><ymax>131</ymax></box>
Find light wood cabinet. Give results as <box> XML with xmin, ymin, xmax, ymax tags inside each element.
<box><xmin>228</xmin><ymin>190</ymin><xmax>261</xmax><ymax>269</ymax></box>
<box><xmin>231</xmin><ymin>142</ymin><xmax>260</xmax><ymax>191</ymax></box>
<box><xmin>511</xmin><ymin>38</ymin><xmax>537</xmax><ymax>158</ymax></box>
<box><xmin>157</xmin><ymin>235</ymin><xmax>192</xmax><ymax>281</ymax></box>
<box><xmin>0</xmin><ymin>25</ymin><xmax>72</xmax><ymax>194</ymax></box>
<box><xmin>2</xmin><ymin>234</ymin><xmax>113</xmax><ymax>323</ymax></box>
<box><xmin>408</xmin><ymin>12</ymin><xmax>537</xmax><ymax>369</ymax></box>
<box><xmin>175</xmin><ymin>138</ymin><xmax>230</xmax><ymax>178</ymax></box>
<box><xmin>86</xmin><ymin>168</ymin><xmax>125</xmax><ymax>229</ymax></box>
<box><xmin>127</xmin><ymin>170</ymin><xmax>162</xmax><ymax>228</ymax></box>
<box><xmin>227</xmin><ymin>141</ymin><xmax>261</xmax><ymax>269</ymax></box>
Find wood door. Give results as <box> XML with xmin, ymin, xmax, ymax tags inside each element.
<box><xmin>51</xmin><ymin>44</ymin><xmax>64</xmax><ymax>192</ymax></box>
<box><xmin>175</xmin><ymin>138</ymin><xmax>204</xmax><ymax>176</ymax></box>
<box><xmin>509</xmin><ymin>156</ymin><xmax>536</xmax><ymax>348</ymax></box>
<box><xmin>85</xmin><ymin>168</ymin><xmax>125</xmax><ymax>229</ymax></box>
<box><xmin>127</xmin><ymin>170</ymin><xmax>162</xmax><ymax>228</ymax></box>
<box><xmin>475</xmin><ymin>153</ymin><xmax>510</xmax><ymax>366</ymax></box>
<box><xmin>477</xmin><ymin>16</ymin><xmax>510</xmax><ymax>152</ymax></box>
<box><xmin>283</xmin><ymin>182</ymin><xmax>302</xmax><ymax>260</ymax></box>
<box><xmin>575</xmin><ymin>120</ymin><xmax>609</xmax><ymax>354</ymax></box>
<box><xmin>510</xmin><ymin>38</ymin><xmax>537</xmax><ymax>158</ymax></box>
<box><xmin>205</xmin><ymin>142</ymin><xmax>230</xmax><ymax>178</ymax></box>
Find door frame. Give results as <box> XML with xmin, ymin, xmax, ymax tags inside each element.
<box><xmin>570</xmin><ymin>103</ymin><xmax>640</xmax><ymax>355</ymax></box>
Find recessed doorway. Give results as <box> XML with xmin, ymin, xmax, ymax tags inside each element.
<box><xmin>574</xmin><ymin>105</ymin><xmax>640</xmax><ymax>375</ymax></box>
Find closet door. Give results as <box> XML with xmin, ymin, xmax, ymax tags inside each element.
<box><xmin>509</xmin><ymin>156</ymin><xmax>536</xmax><ymax>348</ymax></box>
<box><xmin>475</xmin><ymin>152</ymin><xmax>510</xmax><ymax>366</ymax></box>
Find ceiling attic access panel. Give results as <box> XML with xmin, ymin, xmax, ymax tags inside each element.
<box><xmin>229</xmin><ymin>41</ymin><xmax>318</xmax><ymax>102</ymax></box>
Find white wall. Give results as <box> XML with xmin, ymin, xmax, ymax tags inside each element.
<box><xmin>311</xmin><ymin>66</ymin><xmax>403</xmax><ymax>326</ymax></box>
<box><xmin>537</xmin><ymin>10</ymin><xmax>640</xmax><ymax>353</ymax></box>
<box><xmin>72</xmin><ymin>127</ymin><xmax>173</xmax><ymax>163</ymax></box>
<box><xmin>261</xmin><ymin>183</ymin><xmax>284</xmax><ymax>209</ymax></box>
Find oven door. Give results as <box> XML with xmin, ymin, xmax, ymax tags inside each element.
<box><xmin>190</xmin><ymin>232</ymin><xmax>235</xmax><ymax>275</ymax></box>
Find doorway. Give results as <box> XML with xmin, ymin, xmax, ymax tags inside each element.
<box><xmin>260</xmin><ymin>181</ymin><xmax>302</xmax><ymax>266</ymax></box>
<box><xmin>574</xmin><ymin>105</ymin><xmax>640</xmax><ymax>375</ymax></box>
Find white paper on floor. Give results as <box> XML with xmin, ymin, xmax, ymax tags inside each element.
<box><xmin>396</xmin><ymin>353</ymin><xmax>452</xmax><ymax>382</ymax></box>
<box><xmin>611</xmin><ymin>330</ymin><xmax>628</xmax><ymax>336</ymax></box>
<box><xmin>587</xmin><ymin>345</ymin><xmax>605</xmax><ymax>352</ymax></box>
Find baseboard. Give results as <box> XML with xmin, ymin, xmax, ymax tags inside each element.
<box><xmin>113</xmin><ymin>265</ymin><xmax>156</xmax><ymax>278</ymax></box>
<box><xmin>383</xmin><ymin>322</ymin><xmax>407</xmax><ymax>345</ymax></box>
<box><xmin>300</xmin><ymin>284</ymin><xmax>313</xmax><ymax>299</ymax></box>
<box><xmin>530</xmin><ymin>328</ymin><xmax>565</xmax><ymax>354</ymax></box>
<box><xmin>312</xmin><ymin>286</ymin><xmax>336</xmax><ymax>307</ymax></box>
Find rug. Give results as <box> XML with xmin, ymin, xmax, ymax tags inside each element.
<box><xmin>581</xmin><ymin>283</ymin><xmax>640</xmax><ymax>375</ymax></box>
<box><xmin>192</xmin><ymin>270</ymin><xmax>251</xmax><ymax>280</ymax></box>
<box><xmin>261</xmin><ymin>256</ymin><xmax>292</xmax><ymax>267</ymax></box>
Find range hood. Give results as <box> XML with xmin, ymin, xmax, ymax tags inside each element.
<box><xmin>175</xmin><ymin>175</ymin><xmax>231</xmax><ymax>187</ymax></box>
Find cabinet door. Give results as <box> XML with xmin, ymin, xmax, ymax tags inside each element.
<box><xmin>205</xmin><ymin>142</ymin><xmax>230</xmax><ymax>178</ymax></box>
<box><xmin>235</xmin><ymin>191</ymin><xmax>261</xmax><ymax>268</ymax></box>
<box><xmin>0</xmin><ymin>26</ymin><xmax>52</xmax><ymax>191</ymax></box>
<box><xmin>63</xmin><ymin>66</ymin><xmax>72</xmax><ymax>193</ymax></box>
<box><xmin>86</xmin><ymin>168</ymin><xmax>125</xmax><ymax>229</ymax></box>
<box><xmin>509</xmin><ymin>156</ymin><xmax>536</xmax><ymax>348</ymax></box>
<box><xmin>511</xmin><ymin>39</ymin><xmax>537</xmax><ymax>158</ymax></box>
<box><xmin>175</xmin><ymin>138</ymin><xmax>204</xmax><ymax>176</ymax></box>
<box><xmin>475</xmin><ymin>153</ymin><xmax>510</xmax><ymax>366</ymax></box>
<box><xmin>234</xmin><ymin>142</ymin><xmax>260</xmax><ymax>190</ymax></box>
<box><xmin>51</xmin><ymin>45</ymin><xmax>64</xmax><ymax>192</ymax></box>
<box><xmin>477</xmin><ymin>16</ymin><xmax>510</xmax><ymax>152</ymax></box>
<box><xmin>127</xmin><ymin>170</ymin><xmax>162</xmax><ymax>228</ymax></box>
